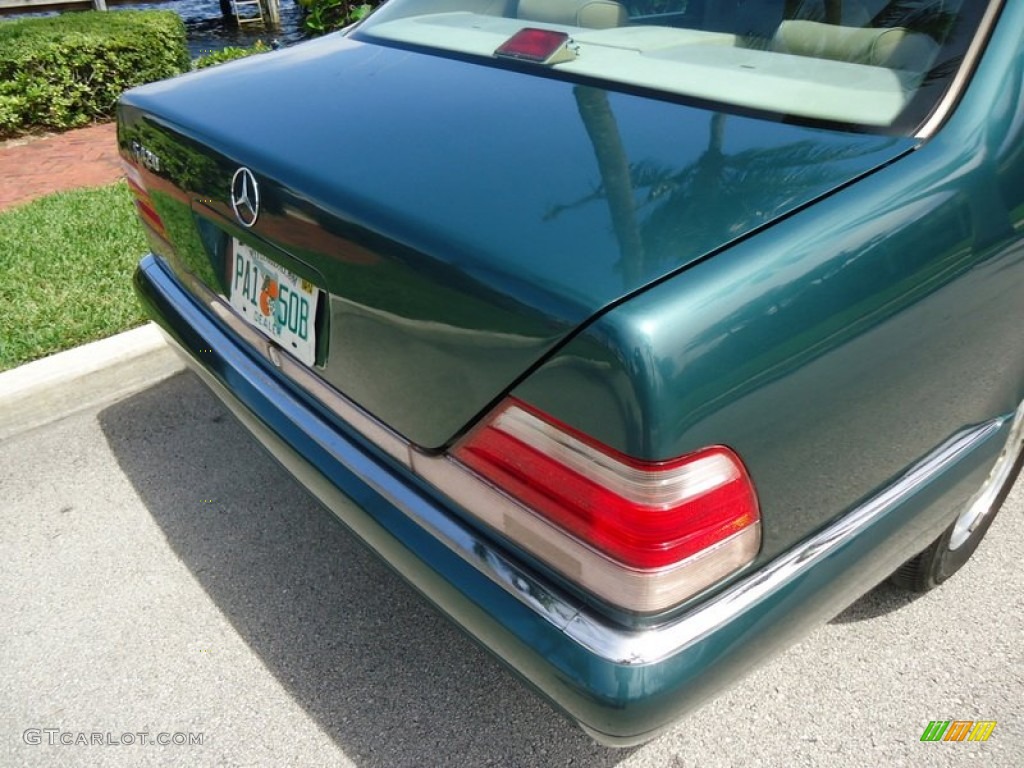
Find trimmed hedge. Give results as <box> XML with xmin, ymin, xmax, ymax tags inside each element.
<box><xmin>0</xmin><ymin>11</ymin><xmax>189</xmax><ymax>139</ymax></box>
<box><xmin>193</xmin><ymin>41</ymin><xmax>270</xmax><ymax>71</ymax></box>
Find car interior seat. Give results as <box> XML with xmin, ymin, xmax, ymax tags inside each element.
<box><xmin>773</xmin><ymin>18</ymin><xmax>939</xmax><ymax>70</ymax></box>
<box><xmin>516</xmin><ymin>0</ymin><xmax>629</xmax><ymax>29</ymax></box>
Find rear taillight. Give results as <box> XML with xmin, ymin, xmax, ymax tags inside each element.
<box><xmin>123</xmin><ymin>161</ymin><xmax>168</xmax><ymax>240</ymax></box>
<box><xmin>441</xmin><ymin>399</ymin><xmax>761</xmax><ymax>613</ymax></box>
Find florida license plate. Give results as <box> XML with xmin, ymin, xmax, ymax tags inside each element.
<box><xmin>228</xmin><ymin>239</ymin><xmax>320</xmax><ymax>366</ymax></box>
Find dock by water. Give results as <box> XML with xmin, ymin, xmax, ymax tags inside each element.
<box><xmin>0</xmin><ymin>0</ymin><xmax>281</xmax><ymax>29</ymax></box>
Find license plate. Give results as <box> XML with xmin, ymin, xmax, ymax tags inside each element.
<box><xmin>228</xmin><ymin>239</ymin><xmax>320</xmax><ymax>366</ymax></box>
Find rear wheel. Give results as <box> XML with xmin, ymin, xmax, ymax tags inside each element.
<box><xmin>890</xmin><ymin>402</ymin><xmax>1024</xmax><ymax>592</ymax></box>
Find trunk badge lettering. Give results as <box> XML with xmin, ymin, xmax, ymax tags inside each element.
<box><xmin>130</xmin><ymin>141</ymin><xmax>160</xmax><ymax>172</ymax></box>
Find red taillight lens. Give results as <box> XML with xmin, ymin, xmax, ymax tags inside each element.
<box><xmin>123</xmin><ymin>162</ymin><xmax>168</xmax><ymax>240</ymax></box>
<box><xmin>452</xmin><ymin>400</ymin><xmax>759</xmax><ymax>571</ymax></box>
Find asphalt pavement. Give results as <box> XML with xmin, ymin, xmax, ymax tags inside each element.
<box><xmin>2</xmin><ymin>370</ymin><xmax>1022</xmax><ymax>767</ymax></box>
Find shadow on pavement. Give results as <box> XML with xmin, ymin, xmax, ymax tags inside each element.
<box><xmin>829</xmin><ymin>579</ymin><xmax>929</xmax><ymax>624</ymax></box>
<box><xmin>98</xmin><ymin>371</ymin><xmax>630</xmax><ymax>768</ymax></box>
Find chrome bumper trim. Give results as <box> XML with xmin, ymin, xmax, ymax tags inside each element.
<box><xmin>177</xmin><ymin>270</ymin><xmax>762</xmax><ymax>614</ymax></box>
<box><xmin>950</xmin><ymin>399</ymin><xmax>1024</xmax><ymax>549</ymax></box>
<box><xmin>142</xmin><ymin>256</ymin><xmax>1006</xmax><ymax>667</ymax></box>
<box><xmin>567</xmin><ymin>418</ymin><xmax>1005</xmax><ymax>664</ymax></box>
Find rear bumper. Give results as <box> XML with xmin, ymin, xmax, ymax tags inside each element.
<box><xmin>134</xmin><ymin>253</ymin><xmax>1008</xmax><ymax>745</ymax></box>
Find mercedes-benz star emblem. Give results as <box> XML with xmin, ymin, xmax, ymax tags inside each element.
<box><xmin>231</xmin><ymin>167</ymin><xmax>260</xmax><ymax>228</ymax></box>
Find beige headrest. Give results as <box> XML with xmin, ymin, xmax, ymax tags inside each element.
<box><xmin>517</xmin><ymin>0</ymin><xmax>628</xmax><ymax>29</ymax></box>
<box><xmin>774</xmin><ymin>20</ymin><xmax>938</xmax><ymax>71</ymax></box>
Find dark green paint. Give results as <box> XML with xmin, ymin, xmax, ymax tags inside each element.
<box><xmin>119</xmin><ymin>35</ymin><xmax>911</xmax><ymax>448</ymax></box>
<box><xmin>516</xmin><ymin>0</ymin><xmax>1024</xmax><ymax>571</ymax></box>
<box><xmin>134</xmin><ymin>251</ymin><xmax>1008</xmax><ymax>743</ymax></box>
<box><xmin>124</xmin><ymin>0</ymin><xmax>1024</xmax><ymax>744</ymax></box>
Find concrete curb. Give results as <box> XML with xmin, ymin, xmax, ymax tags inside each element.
<box><xmin>0</xmin><ymin>323</ymin><xmax>185</xmax><ymax>440</ymax></box>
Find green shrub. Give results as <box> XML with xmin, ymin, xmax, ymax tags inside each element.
<box><xmin>297</xmin><ymin>0</ymin><xmax>376</xmax><ymax>36</ymax></box>
<box><xmin>0</xmin><ymin>11</ymin><xmax>189</xmax><ymax>139</ymax></box>
<box><xmin>192</xmin><ymin>41</ymin><xmax>270</xmax><ymax>71</ymax></box>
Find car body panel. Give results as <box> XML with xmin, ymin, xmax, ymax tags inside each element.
<box><xmin>121</xmin><ymin>0</ymin><xmax>1024</xmax><ymax>745</ymax></box>
<box><xmin>118</xmin><ymin>34</ymin><xmax>913</xmax><ymax>448</ymax></box>
<box><xmin>134</xmin><ymin>252</ymin><xmax>1009</xmax><ymax>743</ymax></box>
<box><xmin>516</xmin><ymin>52</ymin><xmax>1024</xmax><ymax>565</ymax></box>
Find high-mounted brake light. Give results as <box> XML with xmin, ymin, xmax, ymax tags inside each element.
<box><xmin>494</xmin><ymin>28</ymin><xmax>577</xmax><ymax>65</ymax></box>
<box><xmin>442</xmin><ymin>399</ymin><xmax>761</xmax><ymax>612</ymax></box>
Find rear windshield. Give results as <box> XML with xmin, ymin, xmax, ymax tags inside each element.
<box><xmin>354</xmin><ymin>0</ymin><xmax>995</xmax><ymax>132</ymax></box>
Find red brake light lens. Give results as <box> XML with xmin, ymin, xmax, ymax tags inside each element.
<box><xmin>452</xmin><ymin>400</ymin><xmax>759</xmax><ymax>570</ymax></box>
<box><xmin>494</xmin><ymin>28</ymin><xmax>573</xmax><ymax>64</ymax></box>
<box><xmin>123</xmin><ymin>161</ymin><xmax>168</xmax><ymax>240</ymax></box>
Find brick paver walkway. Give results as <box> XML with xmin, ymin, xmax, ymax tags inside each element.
<box><xmin>0</xmin><ymin>123</ymin><xmax>123</xmax><ymax>211</ymax></box>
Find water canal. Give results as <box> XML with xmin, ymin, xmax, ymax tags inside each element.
<box><xmin>126</xmin><ymin>0</ymin><xmax>309</xmax><ymax>57</ymax></box>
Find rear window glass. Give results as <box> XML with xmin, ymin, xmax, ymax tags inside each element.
<box><xmin>354</xmin><ymin>0</ymin><xmax>995</xmax><ymax>132</ymax></box>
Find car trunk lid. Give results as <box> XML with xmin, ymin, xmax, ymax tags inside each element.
<box><xmin>118</xmin><ymin>35</ymin><xmax>915</xmax><ymax>449</ymax></box>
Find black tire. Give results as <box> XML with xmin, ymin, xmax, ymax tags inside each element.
<box><xmin>890</xmin><ymin>408</ymin><xmax>1024</xmax><ymax>593</ymax></box>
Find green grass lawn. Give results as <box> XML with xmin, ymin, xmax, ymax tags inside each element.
<box><xmin>0</xmin><ymin>182</ymin><xmax>148</xmax><ymax>372</ymax></box>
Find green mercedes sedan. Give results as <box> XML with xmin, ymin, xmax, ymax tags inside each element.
<box><xmin>121</xmin><ymin>0</ymin><xmax>1023</xmax><ymax>745</ymax></box>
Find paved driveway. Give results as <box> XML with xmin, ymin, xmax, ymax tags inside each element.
<box><xmin>2</xmin><ymin>372</ymin><xmax>1021</xmax><ymax>767</ymax></box>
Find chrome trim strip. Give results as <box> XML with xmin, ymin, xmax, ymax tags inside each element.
<box><xmin>564</xmin><ymin>418</ymin><xmax>1005</xmax><ymax>664</ymax></box>
<box><xmin>183</xmin><ymin>273</ymin><xmax>413</xmax><ymax>468</ymax></box>
<box><xmin>184</xmin><ymin>271</ymin><xmax>763</xmax><ymax>614</ymax></box>
<box><xmin>950</xmin><ymin>399</ymin><xmax>1024</xmax><ymax>549</ymax></box>
<box><xmin>146</xmin><ymin>261</ymin><xmax>583</xmax><ymax>635</ymax></box>
<box><xmin>154</xmin><ymin>260</ymin><xmax>1005</xmax><ymax>666</ymax></box>
<box><xmin>916</xmin><ymin>0</ymin><xmax>1006</xmax><ymax>139</ymax></box>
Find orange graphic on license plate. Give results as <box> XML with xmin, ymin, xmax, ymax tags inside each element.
<box><xmin>259</xmin><ymin>275</ymin><xmax>279</xmax><ymax>317</ymax></box>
